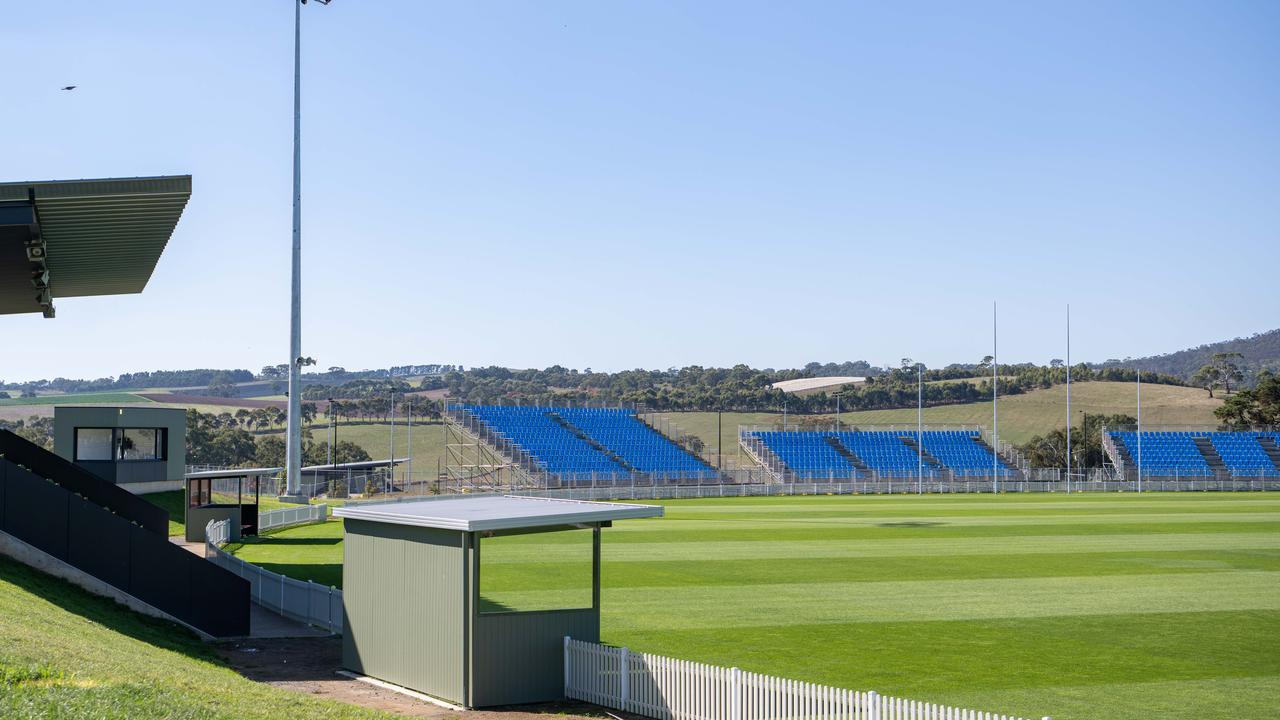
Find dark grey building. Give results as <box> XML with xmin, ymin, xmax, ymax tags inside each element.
<box><xmin>54</xmin><ymin>406</ymin><xmax>187</xmax><ymax>494</ymax></box>
<box><xmin>333</xmin><ymin>495</ymin><xmax>663</xmax><ymax>708</ymax></box>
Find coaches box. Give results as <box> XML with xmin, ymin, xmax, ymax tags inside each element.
<box><xmin>334</xmin><ymin>495</ymin><xmax>663</xmax><ymax>708</ymax></box>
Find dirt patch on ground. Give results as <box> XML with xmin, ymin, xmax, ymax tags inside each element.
<box><xmin>215</xmin><ymin>636</ymin><xmax>632</xmax><ymax>720</ymax></box>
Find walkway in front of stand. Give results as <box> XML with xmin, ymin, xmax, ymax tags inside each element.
<box><xmin>169</xmin><ymin>536</ymin><xmax>329</xmax><ymax>639</ymax></box>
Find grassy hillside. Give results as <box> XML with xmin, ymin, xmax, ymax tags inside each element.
<box><xmin>261</xmin><ymin>421</ymin><xmax>448</xmax><ymax>484</ymax></box>
<box><xmin>0</xmin><ymin>555</ymin><xmax>393</xmax><ymax>720</ymax></box>
<box><xmin>230</xmin><ymin>493</ymin><xmax>1280</xmax><ymax>720</ymax></box>
<box><xmin>653</xmin><ymin>380</ymin><xmax>1223</xmax><ymax>460</ymax></box>
<box><xmin>0</xmin><ymin>392</ymin><xmax>149</xmax><ymax>407</ymax></box>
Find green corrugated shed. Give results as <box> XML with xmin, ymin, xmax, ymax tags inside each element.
<box><xmin>335</xmin><ymin>496</ymin><xmax>662</xmax><ymax>708</ymax></box>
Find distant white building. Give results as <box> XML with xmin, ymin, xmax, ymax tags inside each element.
<box><xmin>770</xmin><ymin>376</ymin><xmax>868</xmax><ymax>396</ymax></box>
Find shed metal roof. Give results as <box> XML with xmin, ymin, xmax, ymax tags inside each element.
<box><xmin>0</xmin><ymin>175</ymin><xmax>191</xmax><ymax>316</ymax></box>
<box><xmin>333</xmin><ymin>495</ymin><xmax>663</xmax><ymax>532</ymax></box>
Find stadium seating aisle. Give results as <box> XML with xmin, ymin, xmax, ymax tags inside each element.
<box><xmin>752</xmin><ymin>431</ymin><xmax>859</xmax><ymax>479</ymax></box>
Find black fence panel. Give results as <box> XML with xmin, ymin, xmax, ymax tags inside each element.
<box><xmin>189</xmin><ymin>555</ymin><xmax>250</xmax><ymax>637</ymax></box>
<box><xmin>128</xmin><ymin>523</ymin><xmax>191</xmax><ymax>623</ymax></box>
<box><xmin>2</xmin><ymin>461</ymin><xmax>70</xmax><ymax>561</ymax></box>
<box><xmin>67</xmin><ymin>493</ymin><xmax>133</xmax><ymax>591</ymax></box>
<box><xmin>0</xmin><ymin>430</ymin><xmax>167</xmax><ymax>536</ymax></box>
<box><xmin>0</xmin><ymin>457</ymin><xmax>247</xmax><ymax>638</ymax></box>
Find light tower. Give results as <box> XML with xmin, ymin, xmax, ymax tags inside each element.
<box><xmin>283</xmin><ymin>0</ymin><xmax>331</xmax><ymax>502</ymax></box>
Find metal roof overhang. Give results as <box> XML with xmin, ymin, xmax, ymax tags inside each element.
<box><xmin>333</xmin><ymin>495</ymin><xmax>664</xmax><ymax>532</ymax></box>
<box><xmin>0</xmin><ymin>175</ymin><xmax>191</xmax><ymax>317</ymax></box>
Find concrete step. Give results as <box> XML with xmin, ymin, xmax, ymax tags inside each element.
<box><xmin>1193</xmin><ymin>436</ymin><xmax>1227</xmax><ymax>470</ymax></box>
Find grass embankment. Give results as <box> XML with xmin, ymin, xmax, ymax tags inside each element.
<box><xmin>653</xmin><ymin>380</ymin><xmax>1223</xmax><ymax>459</ymax></box>
<box><xmin>256</xmin><ymin>420</ymin><xmax>448</xmax><ymax>484</ymax></box>
<box><xmin>235</xmin><ymin>493</ymin><xmax>1280</xmax><ymax>720</ymax></box>
<box><xmin>0</xmin><ymin>555</ymin><xmax>396</xmax><ymax>720</ymax></box>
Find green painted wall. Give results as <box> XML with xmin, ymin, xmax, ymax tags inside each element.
<box><xmin>340</xmin><ymin>519</ymin><xmax>604</xmax><ymax>708</ymax></box>
<box><xmin>341</xmin><ymin>519</ymin><xmax>467</xmax><ymax>704</ymax></box>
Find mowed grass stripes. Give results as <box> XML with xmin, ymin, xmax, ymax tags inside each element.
<box><xmin>232</xmin><ymin>493</ymin><xmax>1280</xmax><ymax>720</ymax></box>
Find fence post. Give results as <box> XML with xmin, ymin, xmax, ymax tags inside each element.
<box><xmin>563</xmin><ymin>636</ymin><xmax>571</xmax><ymax>698</ymax></box>
<box><xmin>620</xmin><ymin>646</ymin><xmax>630</xmax><ymax>707</ymax></box>
<box><xmin>868</xmin><ymin>690</ymin><xmax>880</xmax><ymax>720</ymax></box>
<box><xmin>730</xmin><ymin>666</ymin><xmax>742</xmax><ymax>720</ymax></box>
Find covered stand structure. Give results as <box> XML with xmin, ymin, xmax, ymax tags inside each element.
<box><xmin>0</xmin><ymin>176</ymin><xmax>191</xmax><ymax>318</ymax></box>
<box><xmin>334</xmin><ymin>495</ymin><xmax>663</xmax><ymax>708</ymax></box>
<box><xmin>183</xmin><ymin>468</ymin><xmax>275</xmax><ymax>543</ymax></box>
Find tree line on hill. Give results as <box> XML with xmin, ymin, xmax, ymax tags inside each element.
<box><xmin>1098</xmin><ymin>328</ymin><xmax>1280</xmax><ymax>386</ymax></box>
<box><xmin>408</xmin><ymin>360</ymin><xmax>1185</xmax><ymax>414</ymax></box>
<box><xmin>0</xmin><ymin>369</ymin><xmax>255</xmax><ymax>395</ymax></box>
<box><xmin>185</xmin><ymin>409</ymin><xmax>371</xmax><ymax>468</ymax></box>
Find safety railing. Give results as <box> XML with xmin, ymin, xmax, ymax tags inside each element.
<box><xmin>204</xmin><ymin>509</ymin><xmax>342</xmax><ymax>634</ymax></box>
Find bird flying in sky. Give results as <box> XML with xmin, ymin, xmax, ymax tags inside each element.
<box><xmin>61</xmin><ymin>86</ymin><xmax>77</xmax><ymax>91</ymax></box>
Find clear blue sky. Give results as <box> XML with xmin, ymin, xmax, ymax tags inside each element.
<box><xmin>6</xmin><ymin>1</ymin><xmax>1278</xmax><ymax>382</ymax></box>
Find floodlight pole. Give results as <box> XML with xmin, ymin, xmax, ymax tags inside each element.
<box><xmin>917</xmin><ymin>364</ymin><xmax>923</xmax><ymax>495</ymax></box>
<box><xmin>284</xmin><ymin>0</ymin><xmax>328</xmax><ymax>501</ymax></box>
<box><xmin>1066</xmin><ymin>304</ymin><xmax>1071</xmax><ymax>493</ymax></box>
<box><xmin>1137</xmin><ymin>368</ymin><xmax>1142</xmax><ymax>493</ymax></box>
<box><xmin>992</xmin><ymin>302</ymin><xmax>999</xmax><ymax>494</ymax></box>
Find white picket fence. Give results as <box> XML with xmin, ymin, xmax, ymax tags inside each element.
<box><xmin>564</xmin><ymin>638</ymin><xmax>1047</xmax><ymax>720</ymax></box>
<box><xmin>258</xmin><ymin>503</ymin><xmax>328</xmax><ymax>531</ymax></box>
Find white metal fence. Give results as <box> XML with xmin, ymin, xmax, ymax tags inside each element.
<box><xmin>258</xmin><ymin>503</ymin><xmax>328</xmax><ymax>531</ymax></box>
<box><xmin>204</xmin><ymin>506</ymin><xmax>343</xmax><ymax>634</ymax></box>
<box><xmin>565</xmin><ymin>638</ymin><xmax>1048</xmax><ymax>720</ymax></box>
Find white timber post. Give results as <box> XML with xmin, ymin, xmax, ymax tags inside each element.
<box><xmin>868</xmin><ymin>690</ymin><xmax>880</xmax><ymax>720</ymax></box>
<box><xmin>730</xmin><ymin>666</ymin><xmax>742</xmax><ymax>720</ymax></box>
<box><xmin>563</xmin><ymin>636</ymin><xmax>571</xmax><ymax>698</ymax></box>
<box><xmin>620</xmin><ymin>646</ymin><xmax>630</xmax><ymax>707</ymax></box>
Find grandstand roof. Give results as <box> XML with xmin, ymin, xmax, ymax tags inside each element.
<box><xmin>0</xmin><ymin>175</ymin><xmax>191</xmax><ymax>317</ymax></box>
<box><xmin>334</xmin><ymin>494</ymin><xmax>663</xmax><ymax>532</ymax></box>
<box><xmin>771</xmin><ymin>376</ymin><xmax>868</xmax><ymax>395</ymax></box>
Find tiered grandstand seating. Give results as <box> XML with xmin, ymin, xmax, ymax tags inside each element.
<box><xmin>557</xmin><ymin>408</ymin><xmax>712</xmax><ymax>475</ymax></box>
<box><xmin>746</xmin><ymin>429</ymin><xmax>1011</xmax><ymax>479</ymax></box>
<box><xmin>1210</xmin><ymin>433</ymin><xmax>1278</xmax><ymax>476</ymax></box>
<box><xmin>1110</xmin><ymin>431</ymin><xmax>1211</xmax><ymax>476</ymax></box>
<box><xmin>466</xmin><ymin>406</ymin><xmax>625</xmax><ymax>476</ymax></box>
<box><xmin>833</xmin><ymin>431</ymin><xmax>930</xmax><ymax>478</ymax></box>
<box><xmin>752</xmin><ymin>431</ymin><xmax>859</xmax><ymax>479</ymax></box>
<box><xmin>1109</xmin><ymin>431</ymin><xmax>1280</xmax><ymax>477</ymax></box>
<box><xmin>456</xmin><ymin>405</ymin><xmax>712</xmax><ymax>479</ymax></box>
<box><xmin>918</xmin><ymin>430</ymin><xmax>1012</xmax><ymax>477</ymax></box>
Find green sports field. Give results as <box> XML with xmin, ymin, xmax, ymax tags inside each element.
<box><xmin>229</xmin><ymin>493</ymin><xmax>1280</xmax><ymax>720</ymax></box>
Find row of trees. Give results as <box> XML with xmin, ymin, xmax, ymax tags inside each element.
<box><xmin>424</xmin><ymin>360</ymin><xmax>1185</xmax><ymax>414</ymax></box>
<box><xmin>185</xmin><ymin>408</ymin><xmax>372</xmax><ymax>468</ymax></box>
<box><xmin>1</xmin><ymin>369</ymin><xmax>254</xmax><ymax>395</ymax></box>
